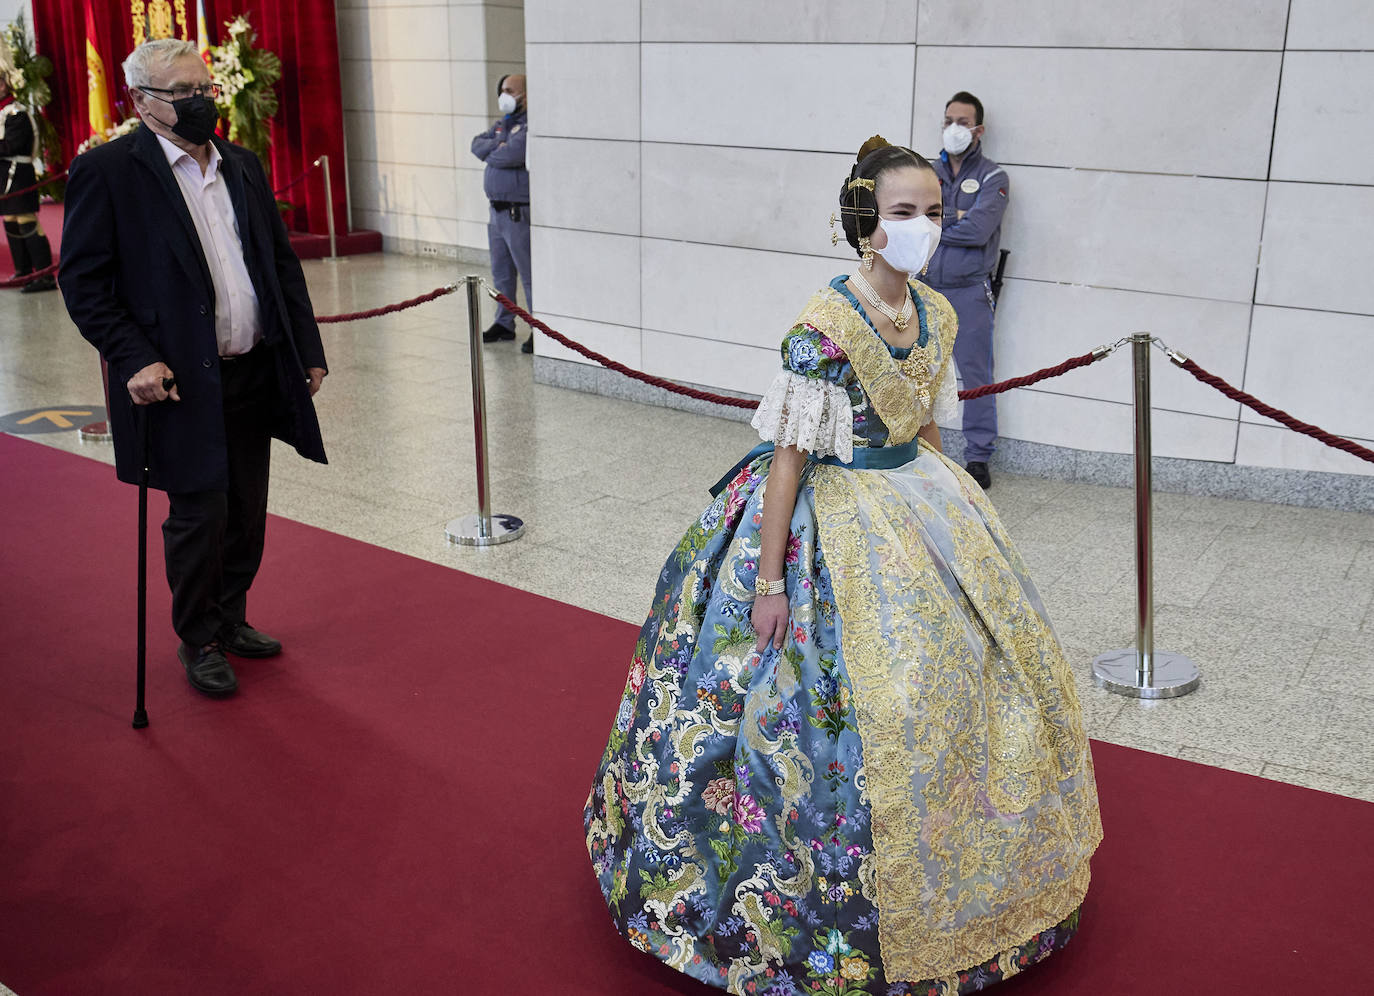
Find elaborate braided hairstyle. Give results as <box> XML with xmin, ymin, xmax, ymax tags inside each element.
<box><xmin>837</xmin><ymin>135</ymin><xmax>934</xmax><ymax>257</ymax></box>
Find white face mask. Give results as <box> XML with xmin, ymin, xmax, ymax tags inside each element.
<box><xmin>497</xmin><ymin>92</ymin><xmax>518</xmax><ymax>114</ymax></box>
<box><xmin>942</xmin><ymin>123</ymin><xmax>973</xmax><ymax>156</ymax></box>
<box><xmin>874</xmin><ymin>215</ymin><xmax>942</xmax><ymax>276</ymax></box>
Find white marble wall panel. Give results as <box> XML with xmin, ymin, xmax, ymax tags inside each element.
<box><xmin>641</xmin><ymin>242</ymin><xmax>849</xmax><ymax>347</ymax></box>
<box><xmin>346</xmin><ymin>111</ymin><xmax>454</xmax><ymax>168</ymax></box>
<box><xmin>526</xmin><ymin>43</ymin><xmax>639</xmax><ymax>141</ymax></box>
<box><xmin>350</xmin><ymin>161</ymin><xmax>462</xmax><ymax>221</ymax></box>
<box><xmin>917</xmin><ymin>0</ymin><xmax>1289</xmax><ymax>49</ymax></box>
<box><xmin>1257</xmin><ymin>183</ymin><xmax>1374</xmax><ymax>315</ymax></box>
<box><xmin>642</xmin><ymin>0</ymin><xmax>916</xmax><ymax>43</ymax></box>
<box><xmin>1234</xmin><ymin>422</ymin><xmax>1374</xmax><ymax>476</ymax></box>
<box><xmin>456</xmin><ymin>167</ymin><xmax>489</xmax><ymax>224</ymax></box>
<box><xmin>527</xmin><ymin>138</ymin><xmax>639</xmax><ymax>236</ymax></box>
<box><xmin>453</xmin><ymin>114</ymin><xmax>496</xmax><ymax>169</ymax></box>
<box><xmin>532</xmin><ymin>227</ymin><xmax>641</xmax><ymax>328</ymax></box>
<box><xmin>997</xmin><ymin>389</ymin><xmax>1134</xmax><ymax>453</ymax></box>
<box><xmin>1286</xmin><ymin>0</ymin><xmax>1374</xmax><ymax>49</ymax></box>
<box><xmin>343</xmin><ymin>56</ymin><xmax>455</xmax><ymax>114</ymax></box>
<box><xmin>532</xmin><ymin>314</ymin><xmax>644</xmax><ymax>368</ymax></box>
<box><xmin>1003</xmin><ymin>167</ymin><xmax>1266</xmax><ymax>302</ymax></box>
<box><xmin>449</xmin><ymin>60</ymin><xmax>495</xmax><ymax>117</ymax></box>
<box><xmin>912</xmin><ymin>48</ymin><xmax>1281</xmax><ymax>178</ymax></box>
<box><xmin>447</xmin><ymin>4</ymin><xmax>486</xmax><ymax>60</ymax></box>
<box><xmin>1271</xmin><ymin>53</ymin><xmax>1374</xmax><ymax>185</ymax></box>
<box><xmin>1243</xmin><ymin>306</ymin><xmax>1374</xmax><ymax>441</ymax></box>
<box><xmin>642</xmin><ymin>144</ymin><xmax>855</xmax><ymax>257</ymax></box>
<box><xmin>356</xmin><ymin>208</ymin><xmax>461</xmax><ymax>247</ymax></box>
<box><xmin>993</xmin><ymin>388</ymin><xmax>1239</xmax><ymax>462</ymax></box>
<box><xmin>642</xmin><ymin>44</ymin><xmax>913</xmax><ymax>153</ymax></box>
<box><xmin>526</xmin><ymin>0</ymin><xmax>638</xmax><ymax>42</ymax></box>
<box><xmin>641</xmin><ymin>333</ymin><xmax>778</xmax><ymax>398</ymax></box>
<box><xmin>483</xmin><ymin>5</ymin><xmax>525</xmax><ymax>62</ymax></box>
<box><xmin>991</xmin><ymin>280</ymin><xmax>1249</xmax><ymax>419</ymax></box>
<box><xmin>339</xmin><ymin>5</ymin><xmax>453</xmax><ymax>61</ymax></box>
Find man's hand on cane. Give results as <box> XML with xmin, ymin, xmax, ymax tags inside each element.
<box><xmin>128</xmin><ymin>362</ymin><xmax>180</xmax><ymax>404</ymax></box>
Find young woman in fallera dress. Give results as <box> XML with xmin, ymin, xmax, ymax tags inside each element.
<box><xmin>584</xmin><ymin>137</ymin><xmax>1102</xmax><ymax>996</ymax></box>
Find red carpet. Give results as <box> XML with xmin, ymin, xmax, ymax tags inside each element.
<box><xmin>1</xmin><ymin>432</ymin><xmax>1370</xmax><ymax>995</ymax></box>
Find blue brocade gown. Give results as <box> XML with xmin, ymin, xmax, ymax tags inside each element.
<box><xmin>584</xmin><ymin>278</ymin><xmax>1102</xmax><ymax>996</ymax></box>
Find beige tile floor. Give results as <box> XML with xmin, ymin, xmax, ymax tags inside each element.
<box><xmin>7</xmin><ymin>253</ymin><xmax>1374</xmax><ymax>813</ymax></box>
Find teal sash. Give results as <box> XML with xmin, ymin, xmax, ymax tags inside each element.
<box><xmin>708</xmin><ymin>438</ymin><xmax>923</xmax><ymax>497</ymax></box>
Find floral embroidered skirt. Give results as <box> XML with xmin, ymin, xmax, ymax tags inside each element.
<box><xmin>585</xmin><ymin>444</ymin><xmax>1103</xmax><ymax>995</ymax></box>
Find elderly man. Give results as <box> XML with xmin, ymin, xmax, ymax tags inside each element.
<box><xmin>60</xmin><ymin>39</ymin><xmax>328</xmax><ymax>698</ymax></box>
<box><xmin>471</xmin><ymin>73</ymin><xmax>533</xmax><ymax>352</ymax></box>
<box><xmin>926</xmin><ymin>91</ymin><xmax>1009</xmax><ymax>490</ymax></box>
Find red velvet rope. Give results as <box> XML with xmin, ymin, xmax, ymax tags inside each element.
<box><xmin>1176</xmin><ymin>357</ymin><xmax>1374</xmax><ymax>465</ymax></box>
<box><xmin>490</xmin><ymin>291</ymin><xmax>759</xmax><ymax>409</ymax></box>
<box><xmin>1</xmin><ymin>168</ymin><xmax>69</xmax><ymax>200</ymax></box>
<box><xmin>492</xmin><ymin>290</ymin><xmax>1109</xmax><ymax>410</ymax></box>
<box><xmin>315</xmin><ymin>284</ymin><xmax>457</xmax><ymax>324</ymax></box>
<box><xmin>0</xmin><ymin>262</ymin><xmax>59</xmax><ymax>289</ymax></box>
<box><xmin>957</xmin><ymin>350</ymin><xmax>1105</xmax><ymax>399</ymax></box>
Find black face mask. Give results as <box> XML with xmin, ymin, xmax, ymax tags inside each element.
<box><xmin>170</xmin><ymin>94</ymin><xmax>217</xmax><ymax>145</ymax></box>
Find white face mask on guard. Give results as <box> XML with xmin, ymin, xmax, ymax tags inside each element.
<box><xmin>498</xmin><ymin>92</ymin><xmax>518</xmax><ymax>114</ymax></box>
<box><xmin>874</xmin><ymin>216</ymin><xmax>942</xmax><ymax>276</ymax></box>
<box><xmin>942</xmin><ymin>123</ymin><xmax>973</xmax><ymax>156</ymax></box>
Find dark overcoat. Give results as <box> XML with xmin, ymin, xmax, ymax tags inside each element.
<box><xmin>59</xmin><ymin>124</ymin><xmax>327</xmax><ymax>493</ymax></box>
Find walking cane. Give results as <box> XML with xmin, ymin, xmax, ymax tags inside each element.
<box><xmin>132</xmin><ymin>376</ymin><xmax>175</xmax><ymax>730</ymax></box>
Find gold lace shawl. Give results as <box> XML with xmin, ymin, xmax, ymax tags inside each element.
<box><xmin>793</xmin><ymin>281</ymin><xmax>958</xmax><ymax>446</ymax></box>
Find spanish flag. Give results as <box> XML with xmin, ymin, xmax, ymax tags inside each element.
<box><xmin>84</xmin><ymin>0</ymin><xmax>113</xmax><ymax>138</ymax></box>
<box><xmin>196</xmin><ymin>0</ymin><xmax>212</xmax><ymax>69</ymax></box>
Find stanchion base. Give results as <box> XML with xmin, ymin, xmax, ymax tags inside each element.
<box><xmin>1092</xmin><ymin>649</ymin><xmax>1201</xmax><ymax>699</ymax></box>
<box><xmin>445</xmin><ymin>513</ymin><xmax>525</xmax><ymax>547</ymax></box>
<box><xmin>80</xmin><ymin>421</ymin><xmax>112</xmax><ymax>442</ymax></box>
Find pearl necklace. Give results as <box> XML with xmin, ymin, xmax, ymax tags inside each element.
<box><xmin>850</xmin><ymin>270</ymin><xmax>913</xmax><ymax>332</ymax></box>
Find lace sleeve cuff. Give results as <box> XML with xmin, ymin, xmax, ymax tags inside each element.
<box><xmin>751</xmin><ymin>369</ymin><xmax>854</xmax><ymax>462</ymax></box>
<box><xmin>930</xmin><ymin>362</ymin><xmax>960</xmax><ymax>427</ymax></box>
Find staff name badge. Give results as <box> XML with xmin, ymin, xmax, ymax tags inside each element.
<box><xmin>511</xmin><ymin>124</ymin><xmax>523</xmax><ymax>133</ymax></box>
<box><xmin>960</xmin><ymin>178</ymin><xmax>980</xmax><ymax>194</ymax></box>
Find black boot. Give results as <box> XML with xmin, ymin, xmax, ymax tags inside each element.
<box><xmin>20</xmin><ymin>233</ymin><xmax>56</xmax><ymax>293</ymax></box>
<box><xmin>4</xmin><ymin>221</ymin><xmax>32</xmax><ymax>280</ymax></box>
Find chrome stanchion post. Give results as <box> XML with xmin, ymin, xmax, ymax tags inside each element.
<box><xmin>446</xmin><ymin>275</ymin><xmax>525</xmax><ymax>546</ymax></box>
<box><xmin>1093</xmin><ymin>333</ymin><xmax>1201</xmax><ymax>699</ymax></box>
<box><xmin>317</xmin><ymin>155</ymin><xmax>341</xmax><ymax>263</ymax></box>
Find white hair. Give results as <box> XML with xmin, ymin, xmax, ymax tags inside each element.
<box><xmin>122</xmin><ymin>39</ymin><xmax>201</xmax><ymax>89</ymax></box>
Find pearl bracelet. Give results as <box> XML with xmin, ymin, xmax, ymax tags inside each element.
<box><xmin>755</xmin><ymin>577</ymin><xmax>786</xmax><ymax>597</ymax></box>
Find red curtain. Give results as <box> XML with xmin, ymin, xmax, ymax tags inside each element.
<box><xmin>32</xmin><ymin>0</ymin><xmax>347</xmax><ymax>236</ymax></box>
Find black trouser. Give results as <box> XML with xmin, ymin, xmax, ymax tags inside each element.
<box><xmin>163</xmin><ymin>346</ymin><xmax>274</xmax><ymax>648</ymax></box>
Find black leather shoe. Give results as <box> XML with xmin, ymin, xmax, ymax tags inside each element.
<box><xmin>219</xmin><ymin>621</ymin><xmax>283</xmax><ymax>658</ymax></box>
<box><xmin>178</xmin><ymin>642</ymin><xmax>238</xmax><ymax>697</ymax></box>
<box><xmin>521</xmin><ymin>336</ymin><xmax>534</xmax><ymax>354</ymax></box>
<box><xmin>965</xmin><ymin>461</ymin><xmax>992</xmax><ymax>489</ymax></box>
<box><xmin>482</xmin><ymin>322</ymin><xmax>516</xmax><ymax>343</ymax></box>
<box><xmin>20</xmin><ymin>273</ymin><xmax>57</xmax><ymax>293</ymax></box>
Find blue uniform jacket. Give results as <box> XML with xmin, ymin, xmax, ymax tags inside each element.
<box><xmin>926</xmin><ymin>143</ymin><xmax>1009</xmax><ymax>289</ymax></box>
<box><xmin>470</xmin><ymin>108</ymin><xmax>529</xmax><ymax>204</ymax></box>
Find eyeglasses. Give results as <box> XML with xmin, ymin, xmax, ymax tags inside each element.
<box><xmin>139</xmin><ymin>83</ymin><xmax>222</xmax><ymax>102</ymax></box>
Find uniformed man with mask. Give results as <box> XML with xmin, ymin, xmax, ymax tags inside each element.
<box><xmin>0</xmin><ymin>73</ymin><xmax>57</xmax><ymax>293</ymax></box>
<box><xmin>471</xmin><ymin>74</ymin><xmax>533</xmax><ymax>353</ymax></box>
<box><xmin>926</xmin><ymin>91</ymin><xmax>1008</xmax><ymax>489</ymax></box>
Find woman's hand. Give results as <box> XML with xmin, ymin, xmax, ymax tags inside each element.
<box><xmin>752</xmin><ymin>593</ymin><xmax>791</xmax><ymax>652</ymax></box>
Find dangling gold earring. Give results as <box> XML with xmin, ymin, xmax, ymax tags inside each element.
<box><xmin>859</xmin><ymin>236</ymin><xmax>874</xmax><ymax>270</ymax></box>
<box><xmin>829</xmin><ymin>212</ymin><xmax>840</xmax><ymax>246</ymax></box>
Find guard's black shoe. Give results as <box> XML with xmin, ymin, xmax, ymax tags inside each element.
<box><xmin>965</xmin><ymin>461</ymin><xmax>992</xmax><ymax>489</ymax></box>
<box><xmin>219</xmin><ymin>621</ymin><xmax>283</xmax><ymax>658</ymax></box>
<box><xmin>20</xmin><ymin>273</ymin><xmax>56</xmax><ymax>293</ymax></box>
<box><xmin>482</xmin><ymin>322</ymin><xmax>516</xmax><ymax>342</ymax></box>
<box><xmin>178</xmin><ymin>642</ymin><xmax>239</xmax><ymax>697</ymax></box>
<box><xmin>521</xmin><ymin>336</ymin><xmax>534</xmax><ymax>354</ymax></box>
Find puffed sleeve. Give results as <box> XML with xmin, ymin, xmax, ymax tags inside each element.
<box><xmin>750</xmin><ymin>322</ymin><xmax>854</xmax><ymax>462</ymax></box>
<box><xmin>930</xmin><ymin>360</ymin><xmax>960</xmax><ymax>427</ymax></box>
